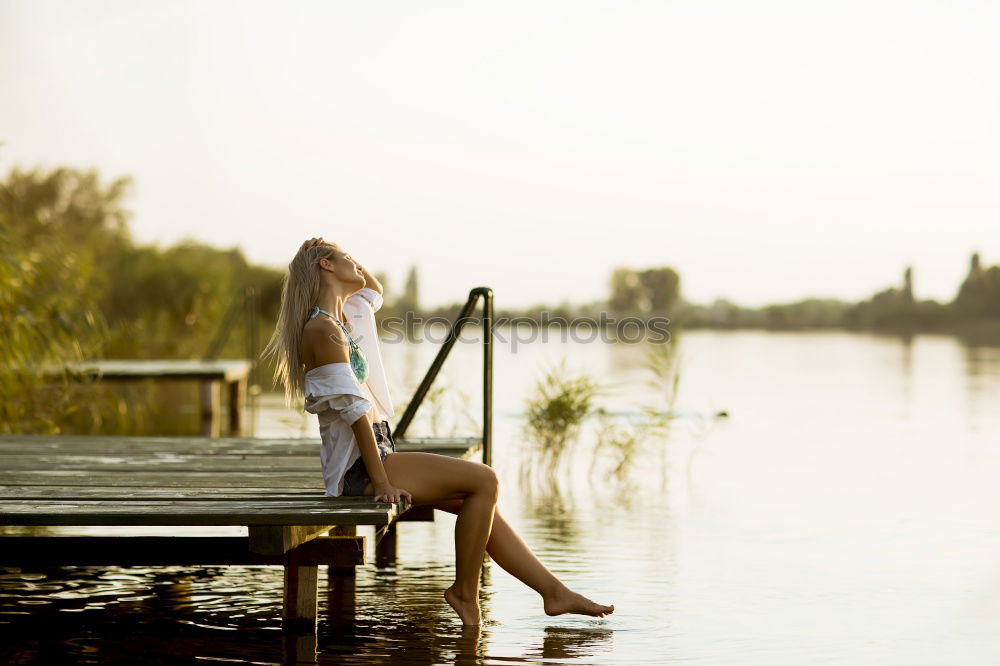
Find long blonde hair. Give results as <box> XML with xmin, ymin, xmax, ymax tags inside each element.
<box><xmin>261</xmin><ymin>239</ymin><xmax>338</xmax><ymax>407</ymax></box>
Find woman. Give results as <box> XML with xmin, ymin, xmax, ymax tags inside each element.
<box><xmin>262</xmin><ymin>237</ymin><xmax>614</xmax><ymax>626</ymax></box>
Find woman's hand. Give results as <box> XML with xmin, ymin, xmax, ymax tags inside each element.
<box><xmin>371</xmin><ymin>480</ymin><xmax>413</xmax><ymax>504</ymax></box>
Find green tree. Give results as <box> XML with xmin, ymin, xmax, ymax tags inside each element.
<box><xmin>952</xmin><ymin>252</ymin><xmax>1000</xmax><ymax>320</ymax></box>
<box><xmin>608</xmin><ymin>267</ymin><xmax>646</xmax><ymax>314</ymax></box>
<box><xmin>0</xmin><ymin>166</ymin><xmax>127</xmax><ymax>433</ymax></box>
<box><xmin>637</xmin><ymin>267</ymin><xmax>681</xmax><ymax>316</ymax></box>
<box><xmin>401</xmin><ymin>265</ymin><xmax>420</xmax><ymax>313</ymax></box>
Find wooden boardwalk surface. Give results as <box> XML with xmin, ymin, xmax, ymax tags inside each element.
<box><xmin>0</xmin><ymin>433</ymin><xmax>482</xmax><ymax>632</ymax></box>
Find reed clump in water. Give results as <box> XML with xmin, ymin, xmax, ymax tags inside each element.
<box><xmin>592</xmin><ymin>407</ymin><xmax>651</xmax><ymax>483</ymax></box>
<box><xmin>520</xmin><ymin>358</ymin><xmax>602</xmax><ymax>484</ymax></box>
<box><xmin>591</xmin><ymin>340</ymin><xmax>682</xmax><ymax>486</ymax></box>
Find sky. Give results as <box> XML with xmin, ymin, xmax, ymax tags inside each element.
<box><xmin>1</xmin><ymin>0</ymin><xmax>998</xmax><ymax>308</ymax></box>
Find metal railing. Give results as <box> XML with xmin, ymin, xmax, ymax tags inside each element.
<box><xmin>392</xmin><ymin>287</ymin><xmax>494</xmax><ymax>467</ymax></box>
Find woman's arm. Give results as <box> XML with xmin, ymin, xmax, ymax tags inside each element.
<box><xmin>356</xmin><ymin>262</ymin><xmax>383</xmax><ymax>297</ymax></box>
<box><xmin>350</xmin><ymin>411</ymin><xmax>410</xmax><ymax>503</ymax></box>
<box><xmin>350</xmin><ymin>411</ymin><xmax>387</xmax><ymax>486</ymax></box>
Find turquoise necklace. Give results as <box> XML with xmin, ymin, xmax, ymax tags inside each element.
<box><xmin>309</xmin><ymin>305</ymin><xmax>369</xmax><ymax>383</ymax></box>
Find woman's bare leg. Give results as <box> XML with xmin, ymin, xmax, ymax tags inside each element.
<box><xmin>366</xmin><ymin>451</ymin><xmax>500</xmax><ymax>625</ymax></box>
<box><xmin>432</xmin><ymin>499</ymin><xmax>614</xmax><ymax>618</ymax></box>
<box><xmin>365</xmin><ymin>451</ymin><xmax>614</xmax><ymax>623</ymax></box>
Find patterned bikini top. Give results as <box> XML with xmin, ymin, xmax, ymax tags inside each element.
<box><xmin>309</xmin><ymin>305</ymin><xmax>369</xmax><ymax>383</ymax></box>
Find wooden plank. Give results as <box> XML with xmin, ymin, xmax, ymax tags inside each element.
<box><xmin>0</xmin><ymin>500</ymin><xmax>408</xmax><ymax>526</ymax></box>
<box><xmin>0</xmin><ymin>498</ymin><xmax>400</xmax><ymax>510</ymax></box>
<box><xmin>0</xmin><ymin>536</ymin><xmax>365</xmax><ymax>567</ymax></box>
<box><xmin>0</xmin><ymin>472</ymin><xmax>324</xmax><ymax>488</ymax></box>
<box><xmin>0</xmin><ymin>487</ymin><xmax>327</xmax><ymax>500</ymax></box>
<box><xmin>39</xmin><ymin>359</ymin><xmax>252</xmax><ymax>382</ymax></box>
<box><xmin>0</xmin><ymin>457</ymin><xmax>324</xmax><ymax>472</ymax></box>
<box><xmin>0</xmin><ymin>448</ymin><xmax>477</xmax><ymax>468</ymax></box>
<box><xmin>249</xmin><ymin>525</ymin><xmax>335</xmax><ymax>555</ymax></box>
<box><xmin>0</xmin><ymin>497</ymin><xmax>411</xmax><ymax>510</ymax></box>
<box><xmin>0</xmin><ymin>441</ymin><xmax>323</xmax><ymax>456</ymax></box>
<box><xmin>0</xmin><ymin>435</ymin><xmax>481</xmax><ymax>454</ymax></box>
<box><xmin>0</xmin><ymin>453</ymin><xmax>471</xmax><ymax>469</ymax></box>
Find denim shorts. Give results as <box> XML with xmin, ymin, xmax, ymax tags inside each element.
<box><xmin>341</xmin><ymin>420</ymin><xmax>396</xmax><ymax>496</ymax></box>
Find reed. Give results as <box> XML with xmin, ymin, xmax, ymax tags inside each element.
<box><xmin>520</xmin><ymin>357</ymin><xmax>602</xmax><ymax>483</ymax></box>
<box><xmin>590</xmin><ymin>340</ymin><xmax>683</xmax><ymax>486</ymax></box>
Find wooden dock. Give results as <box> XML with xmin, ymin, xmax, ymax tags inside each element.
<box><xmin>45</xmin><ymin>359</ymin><xmax>253</xmax><ymax>437</ymax></box>
<box><xmin>0</xmin><ymin>433</ymin><xmax>481</xmax><ymax>633</ymax></box>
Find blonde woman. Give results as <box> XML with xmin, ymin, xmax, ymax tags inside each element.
<box><xmin>262</xmin><ymin>237</ymin><xmax>614</xmax><ymax>626</ymax></box>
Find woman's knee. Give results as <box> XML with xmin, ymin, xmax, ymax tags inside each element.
<box><xmin>433</xmin><ymin>461</ymin><xmax>498</xmax><ymax>500</ymax></box>
<box><xmin>474</xmin><ymin>464</ymin><xmax>501</xmax><ymax>500</ymax></box>
<box><xmin>382</xmin><ymin>452</ymin><xmax>492</xmax><ymax>503</ymax></box>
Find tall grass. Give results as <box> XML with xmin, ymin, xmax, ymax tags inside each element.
<box><xmin>591</xmin><ymin>340</ymin><xmax>683</xmax><ymax>487</ymax></box>
<box><xmin>520</xmin><ymin>358</ymin><xmax>602</xmax><ymax>485</ymax></box>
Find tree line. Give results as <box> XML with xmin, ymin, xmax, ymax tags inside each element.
<box><xmin>2</xmin><ymin>165</ymin><xmax>997</xmax><ymax>432</ymax></box>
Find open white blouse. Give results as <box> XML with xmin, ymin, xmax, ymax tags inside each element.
<box><xmin>302</xmin><ymin>287</ymin><xmax>395</xmax><ymax>497</ymax></box>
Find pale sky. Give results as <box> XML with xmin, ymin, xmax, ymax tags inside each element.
<box><xmin>2</xmin><ymin>0</ymin><xmax>998</xmax><ymax>308</ymax></box>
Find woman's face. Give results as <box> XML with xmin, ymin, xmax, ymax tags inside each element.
<box><xmin>322</xmin><ymin>246</ymin><xmax>365</xmax><ymax>287</ymax></box>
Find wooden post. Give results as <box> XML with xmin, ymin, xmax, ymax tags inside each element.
<box><xmin>282</xmin><ymin>544</ymin><xmax>319</xmax><ymax>633</ymax></box>
<box><xmin>325</xmin><ymin>525</ymin><xmax>358</xmax><ymax>629</ymax></box>
<box><xmin>200</xmin><ymin>379</ymin><xmax>221</xmax><ymax>438</ymax></box>
<box><xmin>228</xmin><ymin>377</ymin><xmax>246</xmax><ymax>436</ymax></box>
<box><xmin>325</xmin><ymin>565</ymin><xmax>357</xmax><ymax>629</ymax></box>
<box><xmin>375</xmin><ymin>522</ymin><xmax>398</xmax><ymax>568</ymax></box>
<box><xmin>281</xmin><ymin>632</ymin><xmax>318</xmax><ymax>664</ymax></box>
<box><xmin>328</xmin><ymin>525</ymin><xmax>357</xmax><ymax>577</ymax></box>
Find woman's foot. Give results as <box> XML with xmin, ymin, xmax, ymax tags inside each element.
<box><xmin>444</xmin><ymin>585</ymin><xmax>481</xmax><ymax>625</ymax></box>
<box><xmin>543</xmin><ymin>588</ymin><xmax>615</xmax><ymax>618</ymax></box>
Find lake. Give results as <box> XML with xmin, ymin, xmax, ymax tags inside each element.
<box><xmin>3</xmin><ymin>328</ymin><xmax>1000</xmax><ymax>664</ymax></box>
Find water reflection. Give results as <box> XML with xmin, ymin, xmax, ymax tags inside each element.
<box><xmin>529</xmin><ymin>625</ymin><xmax>615</xmax><ymax>661</ymax></box>
<box><xmin>4</xmin><ymin>331</ymin><xmax>1000</xmax><ymax>663</ymax></box>
<box><xmin>518</xmin><ymin>483</ymin><xmax>581</xmax><ymax>549</ymax></box>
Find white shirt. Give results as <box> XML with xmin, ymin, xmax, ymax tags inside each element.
<box><xmin>302</xmin><ymin>287</ymin><xmax>394</xmax><ymax>497</ymax></box>
<box><xmin>341</xmin><ymin>288</ymin><xmax>394</xmax><ymax>422</ymax></box>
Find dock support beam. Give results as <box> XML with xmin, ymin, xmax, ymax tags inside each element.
<box><xmin>200</xmin><ymin>379</ymin><xmax>221</xmax><ymax>437</ymax></box>
<box><xmin>375</xmin><ymin>522</ymin><xmax>398</xmax><ymax>568</ymax></box>
<box><xmin>327</xmin><ymin>525</ymin><xmax>357</xmax><ymax>577</ymax></box>
<box><xmin>282</xmin><ymin>544</ymin><xmax>319</xmax><ymax>633</ymax></box>
<box><xmin>228</xmin><ymin>377</ymin><xmax>246</xmax><ymax>436</ymax></box>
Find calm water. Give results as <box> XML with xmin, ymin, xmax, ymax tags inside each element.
<box><xmin>3</xmin><ymin>329</ymin><xmax>1000</xmax><ymax>664</ymax></box>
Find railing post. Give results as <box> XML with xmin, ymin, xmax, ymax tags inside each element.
<box><xmin>393</xmin><ymin>287</ymin><xmax>494</xmax><ymax>467</ymax></box>
<box><xmin>482</xmin><ymin>288</ymin><xmax>493</xmax><ymax>468</ymax></box>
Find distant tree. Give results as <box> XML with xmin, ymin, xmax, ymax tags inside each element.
<box><xmin>397</xmin><ymin>265</ymin><xmax>420</xmax><ymax>314</ymax></box>
<box><xmin>609</xmin><ymin>267</ymin><xmax>646</xmax><ymax>314</ymax></box>
<box><xmin>952</xmin><ymin>252</ymin><xmax>1000</xmax><ymax>320</ymax></box>
<box><xmin>374</xmin><ymin>271</ymin><xmax>389</xmax><ymax>299</ymax></box>
<box><xmin>609</xmin><ymin>266</ymin><xmax>680</xmax><ymax>318</ymax></box>
<box><xmin>636</xmin><ymin>267</ymin><xmax>681</xmax><ymax>316</ymax></box>
<box><xmin>902</xmin><ymin>266</ymin><xmax>914</xmax><ymax>305</ymax></box>
<box><xmin>843</xmin><ymin>265</ymin><xmax>925</xmax><ymax>329</ymax></box>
